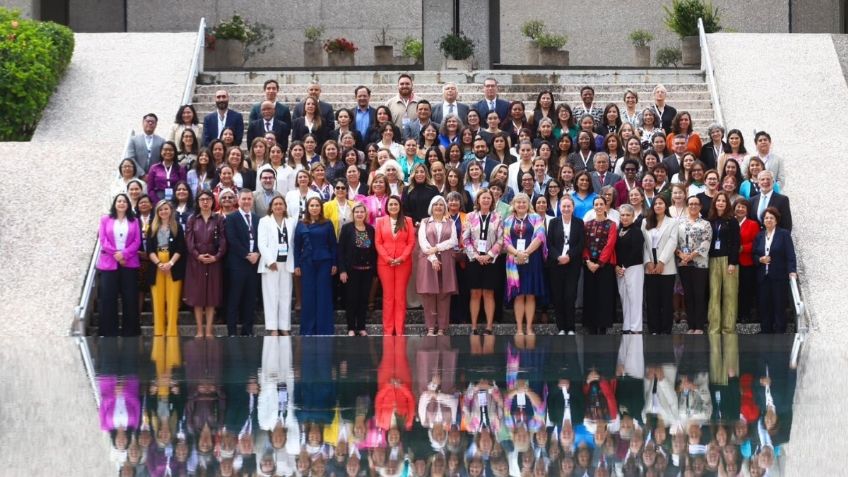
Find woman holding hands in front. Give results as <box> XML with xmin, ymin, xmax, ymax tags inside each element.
<box><xmin>753</xmin><ymin>207</ymin><xmax>797</xmax><ymax>334</ymax></box>
<box><xmin>463</xmin><ymin>189</ymin><xmax>504</xmax><ymax>335</ymax></box>
<box><xmin>375</xmin><ymin>196</ymin><xmax>416</xmax><ymax>335</ymax></box>
<box><xmin>416</xmin><ymin>196</ymin><xmax>459</xmax><ymax>336</ymax></box>
<box><xmin>503</xmin><ymin>193</ymin><xmax>547</xmax><ymax>336</ymax></box>
<box><xmin>258</xmin><ymin>196</ymin><xmax>297</xmax><ymax>336</ymax></box>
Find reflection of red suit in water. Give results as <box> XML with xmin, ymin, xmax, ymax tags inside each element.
<box><xmin>375</xmin><ymin>336</ymin><xmax>415</xmax><ymax>430</ymax></box>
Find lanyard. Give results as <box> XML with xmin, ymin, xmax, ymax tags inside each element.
<box><xmin>277</xmin><ymin>222</ymin><xmax>288</xmax><ymax>243</ymax></box>
<box><xmin>163</xmin><ymin>163</ymin><xmax>173</xmax><ymax>187</ymax></box>
<box><xmin>479</xmin><ymin>213</ymin><xmax>490</xmax><ymax>240</ymax></box>
<box><xmin>515</xmin><ymin>216</ymin><xmax>526</xmax><ymax>238</ymax></box>
<box><xmin>338</xmin><ymin>201</ymin><xmax>350</xmax><ymax>225</ymax></box>
<box><xmin>580</xmin><ymin>151</ymin><xmax>591</xmax><ymax>168</ymax></box>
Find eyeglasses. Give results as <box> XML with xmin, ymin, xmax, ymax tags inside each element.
<box><xmin>624</xmin><ymin>168</ymin><xmax>637</xmax><ymax>172</ymax></box>
<box><xmin>335</xmin><ymin>186</ymin><xmax>346</xmax><ymax>190</ymax></box>
<box><xmin>199</xmin><ymin>197</ymin><xmax>213</xmax><ymax>201</ymax></box>
<box><xmin>549</xmin><ymin>185</ymin><xmax>560</xmax><ymax>188</ymax></box>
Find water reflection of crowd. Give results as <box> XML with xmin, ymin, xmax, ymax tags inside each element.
<box><xmin>95</xmin><ymin>333</ymin><xmax>795</xmax><ymax>476</ymax></box>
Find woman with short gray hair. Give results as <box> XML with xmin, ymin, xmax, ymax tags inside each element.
<box><xmin>700</xmin><ymin>123</ymin><xmax>729</xmax><ymax>171</ymax></box>
<box><xmin>615</xmin><ymin>204</ymin><xmax>646</xmax><ymax>333</ymax></box>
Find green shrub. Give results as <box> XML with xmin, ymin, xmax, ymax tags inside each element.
<box><xmin>535</xmin><ymin>33</ymin><xmax>568</xmax><ymax>49</ymax></box>
<box><xmin>0</xmin><ymin>8</ymin><xmax>75</xmax><ymax>141</ymax></box>
<box><xmin>438</xmin><ymin>33</ymin><xmax>474</xmax><ymax>60</ymax></box>
<box><xmin>521</xmin><ymin>20</ymin><xmax>545</xmax><ymax>41</ymax></box>
<box><xmin>402</xmin><ymin>36</ymin><xmax>423</xmax><ymax>63</ymax></box>
<box><xmin>663</xmin><ymin>0</ymin><xmax>722</xmax><ymax>38</ymax></box>
<box><xmin>656</xmin><ymin>47</ymin><xmax>683</xmax><ymax>67</ymax></box>
<box><xmin>629</xmin><ymin>30</ymin><xmax>654</xmax><ymax>48</ymax></box>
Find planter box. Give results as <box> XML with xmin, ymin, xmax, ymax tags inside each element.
<box><xmin>328</xmin><ymin>51</ymin><xmax>355</xmax><ymax>67</ymax></box>
<box><xmin>525</xmin><ymin>41</ymin><xmax>540</xmax><ymax>65</ymax></box>
<box><xmin>205</xmin><ymin>39</ymin><xmax>244</xmax><ymax>68</ymax></box>
<box><xmin>634</xmin><ymin>46</ymin><xmax>651</xmax><ymax>67</ymax></box>
<box><xmin>443</xmin><ymin>58</ymin><xmax>472</xmax><ymax>70</ymax></box>
<box><xmin>682</xmin><ymin>36</ymin><xmax>700</xmax><ymax>67</ymax></box>
<box><xmin>540</xmin><ymin>47</ymin><xmax>569</xmax><ymax>67</ymax></box>
<box><xmin>303</xmin><ymin>41</ymin><xmax>323</xmax><ymax>68</ymax></box>
<box><xmin>374</xmin><ymin>45</ymin><xmax>394</xmax><ymax>65</ymax></box>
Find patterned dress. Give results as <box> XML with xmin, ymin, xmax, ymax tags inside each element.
<box><xmin>503</xmin><ymin>213</ymin><xmax>548</xmax><ymax>301</ymax></box>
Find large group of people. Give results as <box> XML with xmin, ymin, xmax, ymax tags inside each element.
<box><xmin>97</xmin><ymin>333</ymin><xmax>795</xmax><ymax>476</ymax></box>
<box><xmin>97</xmin><ymin>76</ymin><xmax>798</xmax><ymax>338</ymax></box>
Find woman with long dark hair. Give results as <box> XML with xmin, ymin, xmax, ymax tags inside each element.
<box><xmin>642</xmin><ymin>195</ymin><xmax>677</xmax><ymax>334</ymax></box>
<box><xmin>97</xmin><ymin>194</ymin><xmax>141</xmax><ymax>336</ymax></box>
<box><xmin>375</xmin><ymin>196</ymin><xmax>415</xmax><ymax>335</ymax></box>
<box><xmin>294</xmin><ymin>197</ymin><xmax>338</xmax><ymax>335</ymax></box>
<box><xmin>582</xmin><ymin>196</ymin><xmax>617</xmax><ymax>334</ymax></box>
<box><xmin>184</xmin><ymin>190</ymin><xmax>227</xmax><ymax>337</ymax></box>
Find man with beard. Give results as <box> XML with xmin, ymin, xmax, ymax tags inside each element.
<box><xmin>386</xmin><ymin>73</ymin><xmax>418</xmax><ymax>129</ymax></box>
<box><xmin>460</xmin><ymin>137</ymin><xmax>498</xmax><ymax>177</ymax></box>
<box><xmin>203</xmin><ymin>89</ymin><xmax>245</xmax><ymax>146</ymax></box>
<box><xmin>291</xmin><ymin>81</ymin><xmax>336</xmax><ymax>127</ymax></box>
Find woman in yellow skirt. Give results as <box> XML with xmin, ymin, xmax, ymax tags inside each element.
<box><xmin>147</xmin><ymin>200</ymin><xmax>187</xmax><ymax>336</ymax></box>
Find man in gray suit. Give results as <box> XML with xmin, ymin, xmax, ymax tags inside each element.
<box><xmin>431</xmin><ymin>82</ymin><xmax>470</xmax><ymax>125</ymax></box>
<box><xmin>125</xmin><ymin>113</ymin><xmax>165</xmax><ymax>175</ymax></box>
<box><xmin>402</xmin><ymin>100</ymin><xmax>439</xmax><ymax>141</ymax></box>
<box><xmin>253</xmin><ymin>168</ymin><xmax>282</xmax><ymax>216</ymax></box>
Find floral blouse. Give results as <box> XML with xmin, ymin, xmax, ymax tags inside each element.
<box><xmin>676</xmin><ymin>217</ymin><xmax>712</xmax><ymax>269</ymax></box>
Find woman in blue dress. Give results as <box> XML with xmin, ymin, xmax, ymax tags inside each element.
<box><xmin>503</xmin><ymin>192</ymin><xmax>547</xmax><ymax>335</ymax></box>
<box><xmin>294</xmin><ymin>197</ymin><xmax>338</xmax><ymax>335</ymax></box>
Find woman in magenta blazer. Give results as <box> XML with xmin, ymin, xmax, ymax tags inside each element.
<box><xmin>375</xmin><ymin>195</ymin><xmax>415</xmax><ymax>335</ymax></box>
<box><xmin>97</xmin><ymin>193</ymin><xmax>142</xmax><ymax>336</ymax></box>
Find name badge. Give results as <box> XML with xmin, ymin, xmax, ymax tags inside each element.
<box><xmin>476</xmin><ymin>239</ymin><xmax>488</xmax><ymax>254</ymax></box>
<box><xmin>278</xmin><ymin>242</ymin><xmax>289</xmax><ymax>256</ymax></box>
<box><xmin>516</xmin><ymin>239</ymin><xmax>526</xmax><ymax>251</ymax></box>
<box><xmin>402</xmin><ymin>117</ymin><xmax>411</xmax><ymax>127</ymax></box>
<box><xmin>164</xmin><ymin>188</ymin><xmax>174</xmax><ymax>201</ymax></box>
<box><xmin>714</xmin><ymin>239</ymin><xmax>721</xmax><ymax>250</ymax></box>
<box><xmin>249</xmin><ymin>240</ymin><xmax>255</xmax><ymax>252</ymax></box>
<box><xmin>516</xmin><ymin>393</ymin><xmax>527</xmax><ymax>406</ymax></box>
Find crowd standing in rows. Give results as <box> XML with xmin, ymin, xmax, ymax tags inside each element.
<box><xmin>98</xmin><ymin>76</ymin><xmax>797</xmax><ymax>338</ymax></box>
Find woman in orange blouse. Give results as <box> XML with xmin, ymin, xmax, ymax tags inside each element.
<box><xmin>375</xmin><ymin>196</ymin><xmax>416</xmax><ymax>335</ymax></box>
<box><xmin>666</xmin><ymin>111</ymin><xmax>702</xmax><ymax>159</ymax></box>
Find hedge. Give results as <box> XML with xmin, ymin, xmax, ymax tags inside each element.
<box><xmin>0</xmin><ymin>9</ymin><xmax>74</xmax><ymax>141</ymax></box>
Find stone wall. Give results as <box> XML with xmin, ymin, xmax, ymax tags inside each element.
<box><xmin>498</xmin><ymin>0</ymin><xmax>789</xmax><ymax>67</ymax></box>
<box><xmin>126</xmin><ymin>0</ymin><xmax>423</xmax><ymax>67</ymax></box>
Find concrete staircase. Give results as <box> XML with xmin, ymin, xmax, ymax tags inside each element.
<box><xmin>194</xmin><ymin>69</ymin><xmax>716</xmax><ymax>135</ymax></box>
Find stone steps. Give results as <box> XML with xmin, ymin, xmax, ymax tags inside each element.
<box><xmin>194</xmin><ymin>83</ymin><xmax>711</xmax><ymax>95</ymax></box>
<box><xmin>199</xmin><ymin>69</ymin><xmax>707</xmax><ymax>86</ymax></box>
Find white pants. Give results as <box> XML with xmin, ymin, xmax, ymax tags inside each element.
<box><xmin>262</xmin><ymin>267</ymin><xmax>293</xmax><ymax>331</ymax></box>
<box><xmin>617</xmin><ymin>334</ymin><xmax>645</xmax><ymax>378</ymax></box>
<box><xmin>616</xmin><ymin>266</ymin><xmax>644</xmax><ymax>332</ymax></box>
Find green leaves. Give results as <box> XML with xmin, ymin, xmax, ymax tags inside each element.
<box><xmin>438</xmin><ymin>33</ymin><xmax>475</xmax><ymax>60</ymax></box>
<box><xmin>663</xmin><ymin>0</ymin><xmax>722</xmax><ymax>38</ymax></box>
<box><xmin>0</xmin><ymin>8</ymin><xmax>74</xmax><ymax>141</ymax></box>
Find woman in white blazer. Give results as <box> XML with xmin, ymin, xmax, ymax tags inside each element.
<box><xmin>258</xmin><ymin>196</ymin><xmax>298</xmax><ymax>335</ymax></box>
<box><xmin>642</xmin><ymin>195</ymin><xmax>678</xmax><ymax>334</ymax></box>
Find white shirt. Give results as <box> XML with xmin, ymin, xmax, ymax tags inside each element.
<box><xmin>442</xmin><ymin>102</ymin><xmax>459</xmax><ymax>117</ymax></box>
<box><xmin>113</xmin><ymin>218</ymin><xmax>129</xmax><ymax>251</ymax></box>
<box><xmin>560</xmin><ymin>219</ymin><xmax>571</xmax><ymax>257</ymax></box>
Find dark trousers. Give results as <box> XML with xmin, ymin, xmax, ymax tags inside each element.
<box><xmin>758</xmin><ymin>277</ymin><xmax>789</xmax><ymax>333</ymax></box>
<box><xmin>679</xmin><ymin>266</ymin><xmax>709</xmax><ymax>331</ymax></box>
<box><xmin>345</xmin><ymin>268</ymin><xmax>374</xmax><ymax>332</ymax></box>
<box><xmin>645</xmin><ymin>274</ymin><xmax>676</xmax><ymax>334</ymax></box>
<box><xmin>582</xmin><ymin>264</ymin><xmax>616</xmax><ymax>334</ymax></box>
<box><xmin>450</xmin><ymin>259</ymin><xmax>470</xmax><ymax>323</ymax></box>
<box><xmin>549</xmin><ymin>263</ymin><xmax>581</xmax><ymax>332</ymax></box>
<box><xmin>226</xmin><ymin>265</ymin><xmax>258</xmax><ymax>336</ymax></box>
<box><xmin>98</xmin><ymin>267</ymin><xmax>140</xmax><ymax>337</ymax></box>
<box><xmin>493</xmin><ymin>258</ymin><xmax>507</xmax><ymax>321</ymax></box>
<box><xmin>738</xmin><ymin>265</ymin><xmax>757</xmax><ymax>322</ymax></box>
<box><xmin>301</xmin><ymin>259</ymin><xmax>335</xmax><ymax>335</ymax></box>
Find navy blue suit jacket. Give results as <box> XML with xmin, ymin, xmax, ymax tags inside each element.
<box><xmin>203</xmin><ymin>110</ymin><xmax>245</xmax><ymax>146</ymax></box>
<box><xmin>247</xmin><ymin>118</ymin><xmax>290</xmax><ymax>151</ymax></box>
<box><xmin>753</xmin><ymin>228</ymin><xmax>796</xmax><ymax>281</ymax></box>
<box><xmin>474</xmin><ymin>98</ymin><xmax>511</xmax><ymax>122</ymax></box>
<box><xmin>225</xmin><ymin>210</ymin><xmax>260</xmax><ymax>271</ymax></box>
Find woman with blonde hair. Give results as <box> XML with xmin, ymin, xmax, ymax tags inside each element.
<box><xmin>146</xmin><ymin>200</ymin><xmax>187</xmax><ymax>336</ymax></box>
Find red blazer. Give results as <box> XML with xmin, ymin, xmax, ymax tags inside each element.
<box><xmin>738</xmin><ymin>217</ymin><xmax>759</xmax><ymax>267</ymax></box>
<box><xmin>375</xmin><ymin>216</ymin><xmax>415</xmax><ymax>265</ymax></box>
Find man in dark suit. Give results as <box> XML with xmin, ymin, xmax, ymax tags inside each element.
<box><xmin>589</xmin><ymin>153</ymin><xmax>621</xmax><ymax>192</ymax></box>
<box><xmin>748</xmin><ymin>170</ymin><xmax>792</xmax><ymax>231</ymax></box>
<box><xmin>460</xmin><ymin>137</ymin><xmax>499</xmax><ymax>177</ymax></box>
<box><xmin>474</xmin><ymin>78</ymin><xmax>510</xmax><ymax>122</ymax></box>
<box><xmin>661</xmin><ymin>135</ymin><xmax>688</xmax><ymax>178</ymax></box>
<box><xmin>291</xmin><ymin>81</ymin><xmax>335</xmax><ymax>128</ymax></box>
<box><xmin>248</xmin><ymin>79</ymin><xmax>292</xmax><ymax>126</ymax></box>
<box><xmin>247</xmin><ymin>100</ymin><xmax>290</xmax><ymax>150</ymax></box>
<box><xmin>352</xmin><ymin>85</ymin><xmax>377</xmax><ymax>137</ymax></box>
<box><xmin>125</xmin><ymin>113</ymin><xmax>165</xmax><ymax>175</ymax></box>
<box><xmin>546</xmin><ymin>197</ymin><xmax>585</xmax><ymax>334</ymax></box>
<box><xmin>203</xmin><ymin>89</ymin><xmax>245</xmax><ymax>146</ymax></box>
<box><xmin>402</xmin><ymin>100</ymin><xmax>439</xmax><ymax>141</ymax></box>
<box><xmin>225</xmin><ymin>190</ymin><xmax>261</xmax><ymax>336</ymax></box>
<box><xmin>431</xmin><ymin>82</ymin><xmax>470</xmax><ymax>125</ymax></box>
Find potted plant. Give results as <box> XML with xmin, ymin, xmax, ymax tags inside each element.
<box><xmin>401</xmin><ymin>36</ymin><xmax>424</xmax><ymax>65</ymax></box>
<box><xmin>373</xmin><ymin>26</ymin><xmax>394</xmax><ymax>65</ymax></box>
<box><xmin>438</xmin><ymin>32</ymin><xmax>475</xmax><ymax>70</ymax></box>
<box><xmin>303</xmin><ymin>25</ymin><xmax>325</xmax><ymax>68</ymax></box>
<box><xmin>629</xmin><ymin>30</ymin><xmax>654</xmax><ymax>67</ymax></box>
<box><xmin>663</xmin><ymin>0</ymin><xmax>721</xmax><ymax>67</ymax></box>
<box><xmin>536</xmin><ymin>32</ymin><xmax>569</xmax><ymax>67</ymax></box>
<box><xmin>206</xmin><ymin>14</ymin><xmax>274</xmax><ymax>68</ymax></box>
<box><xmin>520</xmin><ymin>20</ymin><xmax>545</xmax><ymax>65</ymax></box>
<box><xmin>656</xmin><ymin>47</ymin><xmax>683</xmax><ymax>67</ymax></box>
<box><xmin>324</xmin><ymin>37</ymin><xmax>358</xmax><ymax>67</ymax></box>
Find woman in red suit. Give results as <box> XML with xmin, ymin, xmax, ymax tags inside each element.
<box><xmin>734</xmin><ymin>198</ymin><xmax>760</xmax><ymax>323</ymax></box>
<box><xmin>375</xmin><ymin>196</ymin><xmax>416</xmax><ymax>335</ymax></box>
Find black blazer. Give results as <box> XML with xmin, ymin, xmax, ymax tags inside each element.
<box><xmin>748</xmin><ymin>192</ymin><xmax>792</xmax><ymax>232</ymax></box>
<box><xmin>546</xmin><ymin>217</ymin><xmax>585</xmax><ymax>267</ymax></box>
<box><xmin>753</xmin><ymin>228</ymin><xmax>796</xmax><ymax>281</ymax></box>
<box><xmin>365</xmin><ymin>123</ymin><xmax>401</xmax><ymax>145</ymax></box>
<box><xmin>224</xmin><ymin>210</ymin><xmax>260</xmax><ymax>271</ymax></box>
<box><xmin>292</xmin><ymin>100</ymin><xmax>335</xmax><ymax>129</ymax></box>
<box><xmin>699</xmin><ymin>141</ymin><xmax>730</xmax><ymax>171</ymax></box>
<box><xmin>655</xmin><ymin>104</ymin><xmax>678</xmax><ymax>134</ymax></box>
<box><xmin>291</xmin><ymin>117</ymin><xmax>331</xmax><ymax>148</ymax></box>
<box><xmin>337</xmin><ymin>222</ymin><xmax>377</xmax><ymax>273</ymax></box>
<box><xmin>474</xmin><ymin>98</ymin><xmax>510</xmax><ymax>122</ymax></box>
<box><xmin>247</xmin><ymin>118</ymin><xmax>290</xmax><ymax>151</ymax></box>
<box><xmin>145</xmin><ymin>225</ymin><xmax>187</xmax><ymax>284</ymax></box>
<box><xmin>329</xmin><ymin>128</ymin><xmax>364</xmax><ymax>151</ymax></box>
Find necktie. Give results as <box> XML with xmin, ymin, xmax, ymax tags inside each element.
<box><xmin>245</xmin><ymin>213</ymin><xmax>251</xmax><ymax>231</ymax></box>
<box><xmin>265</xmin><ymin>120</ymin><xmax>272</xmax><ymax>132</ymax></box>
<box><xmin>600</xmin><ymin>173</ymin><xmax>605</xmax><ymax>185</ymax></box>
<box><xmin>489</xmin><ymin>101</ymin><xmax>495</xmax><ymax>111</ymax></box>
<box><xmin>448</xmin><ymin>104</ymin><xmax>455</xmax><ymax>116</ymax></box>
<box><xmin>758</xmin><ymin>194</ymin><xmax>768</xmax><ymax>221</ymax></box>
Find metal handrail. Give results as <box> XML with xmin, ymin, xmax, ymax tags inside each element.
<box><xmin>76</xmin><ymin>336</ymin><xmax>101</xmax><ymax>407</ymax></box>
<box><xmin>71</xmin><ymin>128</ymin><xmax>136</xmax><ymax>336</ymax></box>
<box><xmin>790</xmin><ymin>275</ymin><xmax>807</xmax><ymax>332</ymax></box>
<box><xmin>698</xmin><ymin>18</ymin><xmax>725</xmax><ymax>128</ymax></box>
<box><xmin>181</xmin><ymin>17</ymin><xmax>206</xmax><ymax>106</ymax></box>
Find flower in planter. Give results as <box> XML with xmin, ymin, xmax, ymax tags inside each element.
<box><xmin>323</xmin><ymin>37</ymin><xmax>359</xmax><ymax>54</ymax></box>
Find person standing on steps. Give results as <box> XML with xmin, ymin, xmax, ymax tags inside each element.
<box><xmin>224</xmin><ymin>190</ymin><xmax>261</xmax><ymax>336</ymax></box>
